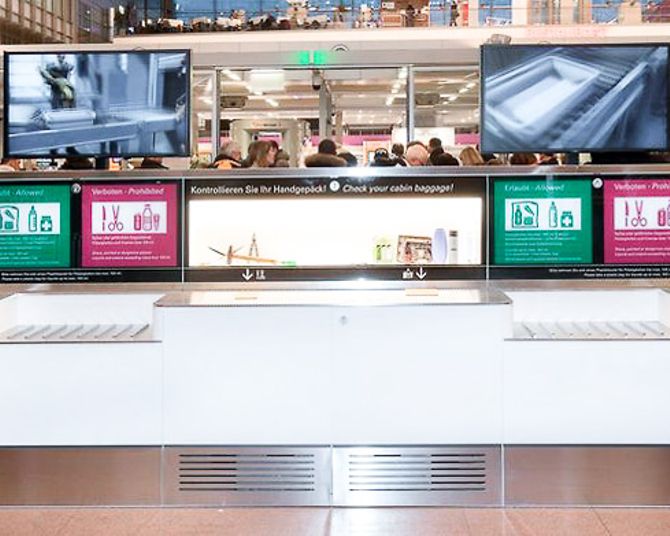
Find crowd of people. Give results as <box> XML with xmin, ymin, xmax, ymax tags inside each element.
<box><xmin>207</xmin><ymin>137</ymin><xmax>568</xmax><ymax>170</ymax></box>
<box><xmin>1</xmin><ymin>137</ymin><xmax>668</xmax><ymax>173</ymax></box>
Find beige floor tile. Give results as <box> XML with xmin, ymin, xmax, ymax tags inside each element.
<box><xmin>0</xmin><ymin>508</ymin><xmax>163</xmax><ymax>536</ymax></box>
<box><xmin>505</xmin><ymin>508</ymin><xmax>609</xmax><ymax>536</ymax></box>
<box><xmin>328</xmin><ymin>507</ymin><xmax>469</xmax><ymax>536</ymax></box>
<box><xmin>595</xmin><ymin>508</ymin><xmax>670</xmax><ymax>536</ymax></box>
<box><xmin>158</xmin><ymin>507</ymin><xmax>331</xmax><ymax>536</ymax></box>
<box><xmin>463</xmin><ymin>508</ymin><xmax>521</xmax><ymax>536</ymax></box>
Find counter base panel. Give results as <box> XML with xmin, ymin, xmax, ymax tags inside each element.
<box><xmin>505</xmin><ymin>446</ymin><xmax>670</xmax><ymax>506</ymax></box>
<box><xmin>1</xmin><ymin>445</ymin><xmax>668</xmax><ymax>507</ymax></box>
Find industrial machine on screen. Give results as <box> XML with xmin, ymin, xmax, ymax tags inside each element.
<box><xmin>481</xmin><ymin>45</ymin><xmax>669</xmax><ymax>153</ymax></box>
<box><xmin>4</xmin><ymin>50</ymin><xmax>190</xmax><ymax>157</ymax></box>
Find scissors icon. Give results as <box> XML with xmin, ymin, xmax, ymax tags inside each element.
<box><xmin>631</xmin><ymin>200</ymin><xmax>647</xmax><ymax>227</ymax></box>
<box><xmin>107</xmin><ymin>205</ymin><xmax>124</xmax><ymax>231</ymax></box>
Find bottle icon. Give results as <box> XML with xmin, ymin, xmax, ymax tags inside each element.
<box><xmin>28</xmin><ymin>205</ymin><xmax>37</xmax><ymax>232</ymax></box>
<box><xmin>549</xmin><ymin>201</ymin><xmax>558</xmax><ymax>228</ymax></box>
<box><xmin>513</xmin><ymin>205</ymin><xmax>522</xmax><ymax>227</ymax></box>
<box><xmin>659</xmin><ymin>208</ymin><xmax>667</xmax><ymax>227</ymax></box>
<box><xmin>142</xmin><ymin>204</ymin><xmax>153</xmax><ymax>231</ymax></box>
<box><xmin>134</xmin><ymin>213</ymin><xmax>142</xmax><ymax>231</ymax></box>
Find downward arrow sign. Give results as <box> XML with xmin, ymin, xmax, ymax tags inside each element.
<box><xmin>242</xmin><ymin>268</ymin><xmax>253</xmax><ymax>281</ymax></box>
<box><xmin>416</xmin><ymin>267</ymin><xmax>427</xmax><ymax>280</ymax></box>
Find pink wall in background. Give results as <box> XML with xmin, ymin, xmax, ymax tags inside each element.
<box><xmin>455</xmin><ymin>133</ymin><xmax>480</xmax><ymax>147</ymax></box>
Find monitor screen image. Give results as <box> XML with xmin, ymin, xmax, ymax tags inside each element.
<box><xmin>4</xmin><ymin>50</ymin><xmax>190</xmax><ymax>158</ymax></box>
<box><xmin>480</xmin><ymin>45</ymin><xmax>669</xmax><ymax>153</ymax></box>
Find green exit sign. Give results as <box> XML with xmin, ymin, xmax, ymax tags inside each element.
<box><xmin>295</xmin><ymin>50</ymin><xmax>333</xmax><ymax>66</ymax></box>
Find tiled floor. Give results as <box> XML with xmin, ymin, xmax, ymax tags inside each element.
<box><xmin>0</xmin><ymin>507</ymin><xmax>669</xmax><ymax>536</ymax></box>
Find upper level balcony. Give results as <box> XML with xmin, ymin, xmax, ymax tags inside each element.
<box><xmin>113</xmin><ymin>0</ymin><xmax>670</xmax><ymax>37</ymax></box>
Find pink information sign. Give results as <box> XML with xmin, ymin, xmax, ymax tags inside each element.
<box><xmin>604</xmin><ymin>179</ymin><xmax>670</xmax><ymax>264</ymax></box>
<box><xmin>81</xmin><ymin>183</ymin><xmax>178</xmax><ymax>268</ymax></box>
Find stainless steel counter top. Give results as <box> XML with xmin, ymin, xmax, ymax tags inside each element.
<box><xmin>154</xmin><ymin>288</ymin><xmax>511</xmax><ymax>307</ymax></box>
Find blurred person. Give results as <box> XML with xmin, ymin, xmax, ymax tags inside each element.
<box><xmin>510</xmin><ymin>153</ymin><xmax>538</xmax><ymax>165</ymax></box>
<box><xmin>212</xmin><ymin>142</ymin><xmax>242</xmax><ymax>170</ymax></box>
<box><xmin>241</xmin><ymin>141</ymin><xmax>258</xmax><ymax>168</ymax></box>
<box><xmin>248</xmin><ymin>140</ymin><xmax>276</xmax><ymax>168</ymax></box>
<box><xmin>429</xmin><ymin>146</ymin><xmax>445</xmax><ymax>166</ymax></box>
<box><xmin>275</xmin><ymin>150</ymin><xmax>291</xmax><ymax>168</ymax></box>
<box><xmin>538</xmin><ymin>153</ymin><xmax>560</xmax><ymax>165</ymax></box>
<box><xmin>370</xmin><ymin>148</ymin><xmax>397</xmax><ymax>167</ymax></box>
<box><xmin>428</xmin><ymin>137</ymin><xmax>442</xmax><ymax>152</ymax></box>
<box><xmin>140</xmin><ymin>156</ymin><xmax>168</xmax><ymax>169</ymax></box>
<box><xmin>338</xmin><ymin>152</ymin><xmax>358</xmax><ymax>167</ymax></box>
<box><xmin>407</xmin><ymin>140</ymin><xmax>428</xmax><ymax>151</ymax></box>
<box><xmin>406</xmin><ymin>144</ymin><xmax>429</xmax><ymax>166</ymax></box>
<box><xmin>434</xmin><ymin>153</ymin><xmax>460</xmax><ymax>166</ymax></box>
<box><xmin>60</xmin><ymin>156</ymin><xmax>94</xmax><ymax>170</ymax></box>
<box><xmin>450</xmin><ymin>0</ymin><xmax>460</xmax><ymax>25</ymax></box>
<box><xmin>486</xmin><ymin>158</ymin><xmax>505</xmax><ymax>166</ymax></box>
<box><xmin>391</xmin><ymin>143</ymin><xmax>405</xmax><ymax>159</ymax></box>
<box><xmin>459</xmin><ymin>146</ymin><xmax>485</xmax><ymax>166</ymax></box>
<box><xmin>0</xmin><ymin>158</ymin><xmax>21</xmax><ymax>172</ymax></box>
<box><xmin>305</xmin><ymin>139</ymin><xmax>346</xmax><ymax>167</ymax></box>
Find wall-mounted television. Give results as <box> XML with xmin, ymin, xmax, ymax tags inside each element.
<box><xmin>4</xmin><ymin>50</ymin><xmax>191</xmax><ymax>158</ymax></box>
<box><xmin>480</xmin><ymin>44</ymin><xmax>669</xmax><ymax>153</ymax></box>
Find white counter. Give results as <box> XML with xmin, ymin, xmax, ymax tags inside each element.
<box><xmin>0</xmin><ymin>287</ymin><xmax>669</xmax><ymax>446</ymax></box>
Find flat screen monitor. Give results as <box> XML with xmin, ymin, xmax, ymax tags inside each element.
<box><xmin>480</xmin><ymin>44</ymin><xmax>669</xmax><ymax>153</ymax></box>
<box><xmin>4</xmin><ymin>50</ymin><xmax>191</xmax><ymax>158</ymax></box>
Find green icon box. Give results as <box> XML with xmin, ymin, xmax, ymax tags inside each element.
<box><xmin>494</xmin><ymin>179</ymin><xmax>593</xmax><ymax>265</ymax></box>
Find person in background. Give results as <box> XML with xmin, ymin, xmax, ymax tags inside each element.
<box><xmin>338</xmin><ymin>152</ymin><xmax>358</xmax><ymax>167</ymax></box>
<box><xmin>510</xmin><ymin>153</ymin><xmax>538</xmax><ymax>165</ymax></box>
<box><xmin>305</xmin><ymin>139</ymin><xmax>346</xmax><ymax>167</ymax></box>
<box><xmin>407</xmin><ymin>140</ymin><xmax>428</xmax><ymax>151</ymax></box>
<box><xmin>486</xmin><ymin>157</ymin><xmax>505</xmax><ymax>166</ymax></box>
<box><xmin>406</xmin><ymin>144</ymin><xmax>429</xmax><ymax>166</ymax></box>
<box><xmin>434</xmin><ymin>153</ymin><xmax>460</xmax><ymax>166</ymax></box>
<box><xmin>60</xmin><ymin>156</ymin><xmax>94</xmax><ymax>170</ymax></box>
<box><xmin>0</xmin><ymin>158</ymin><xmax>21</xmax><ymax>172</ymax></box>
<box><xmin>391</xmin><ymin>143</ymin><xmax>405</xmax><ymax>159</ymax></box>
<box><xmin>140</xmin><ymin>156</ymin><xmax>168</xmax><ymax>169</ymax></box>
<box><xmin>241</xmin><ymin>141</ymin><xmax>258</xmax><ymax>168</ymax></box>
<box><xmin>450</xmin><ymin>0</ymin><xmax>459</xmax><ymax>25</ymax></box>
<box><xmin>428</xmin><ymin>138</ymin><xmax>442</xmax><ymax>153</ymax></box>
<box><xmin>370</xmin><ymin>148</ymin><xmax>397</xmax><ymax>167</ymax></box>
<box><xmin>212</xmin><ymin>142</ymin><xmax>242</xmax><ymax>169</ymax></box>
<box><xmin>459</xmin><ymin>146</ymin><xmax>485</xmax><ymax>166</ymax></box>
<box><xmin>274</xmin><ymin>150</ymin><xmax>291</xmax><ymax>167</ymax></box>
<box><xmin>429</xmin><ymin>146</ymin><xmax>445</xmax><ymax>166</ymax></box>
<box><xmin>538</xmin><ymin>153</ymin><xmax>560</xmax><ymax>165</ymax></box>
<box><xmin>247</xmin><ymin>140</ymin><xmax>276</xmax><ymax>168</ymax></box>
<box><xmin>391</xmin><ymin>143</ymin><xmax>408</xmax><ymax>166</ymax></box>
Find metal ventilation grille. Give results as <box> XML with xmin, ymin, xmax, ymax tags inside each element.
<box><xmin>163</xmin><ymin>447</ymin><xmax>330</xmax><ymax>506</ymax></box>
<box><xmin>333</xmin><ymin>446</ymin><xmax>501</xmax><ymax>506</ymax></box>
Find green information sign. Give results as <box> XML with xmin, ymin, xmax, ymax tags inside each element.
<box><xmin>493</xmin><ymin>178</ymin><xmax>593</xmax><ymax>264</ymax></box>
<box><xmin>0</xmin><ymin>184</ymin><xmax>71</xmax><ymax>268</ymax></box>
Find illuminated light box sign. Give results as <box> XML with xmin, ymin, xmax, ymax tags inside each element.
<box><xmin>81</xmin><ymin>183</ymin><xmax>178</xmax><ymax>268</ymax></box>
<box><xmin>0</xmin><ymin>184</ymin><xmax>70</xmax><ymax>268</ymax></box>
<box><xmin>604</xmin><ymin>178</ymin><xmax>670</xmax><ymax>264</ymax></box>
<box><xmin>185</xmin><ymin>176</ymin><xmax>487</xmax><ymax>282</ymax></box>
<box><xmin>493</xmin><ymin>178</ymin><xmax>593</xmax><ymax>265</ymax></box>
